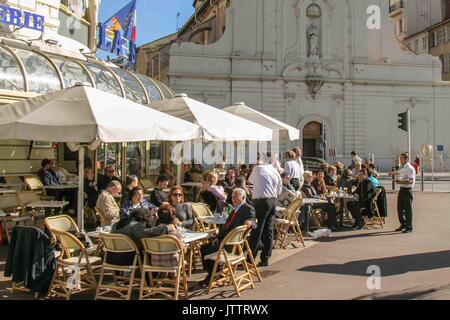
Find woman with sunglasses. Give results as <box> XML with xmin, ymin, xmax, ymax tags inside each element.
<box><xmin>168</xmin><ymin>186</ymin><xmax>195</xmax><ymax>230</ymax></box>
<box><xmin>121</xmin><ymin>187</ymin><xmax>157</xmax><ymax>223</ymax></box>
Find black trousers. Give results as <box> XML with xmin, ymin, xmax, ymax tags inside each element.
<box><xmin>347</xmin><ymin>201</ymin><xmax>367</xmax><ymax>225</ymax></box>
<box><xmin>248</xmin><ymin>198</ymin><xmax>277</xmax><ymax>262</ymax></box>
<box><xmin>291</xmin><ymin>178</ymin><xmax>300</xmax><ymax>191</ymax></box>
<box><xmin>397</xmin><ymin>188</ymin><xmax>413</xmax><ymax>229</ymax></box>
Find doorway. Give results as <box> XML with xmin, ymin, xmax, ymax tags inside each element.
<box><xmin>303</xmin><ymin>121</ymin><xmax>322</xmax><ymax>158</ymax></box>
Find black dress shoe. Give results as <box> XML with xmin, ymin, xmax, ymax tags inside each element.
<box><xmin>395</xmin><ymin>226</ymin><xmax>406</xmax><ymax>232</ymax></box>
<box><xmin>198</xmin><ymin>277</ymin><xmax>211</xmax><ymax>288</ymax></box>
<box><xmin>257</xmin><ymin>260</ymin><xmax>269</xmax><ymax>267</ymax></box>
<box><xmin>402</xmin><ymin>229</ymin><xmax>413</xmax><ymax>234</ymax></box>
<box><xmin>355</xmin><ymin>224</ymin><xmax>365</xmax><ymax>230</ymax></box>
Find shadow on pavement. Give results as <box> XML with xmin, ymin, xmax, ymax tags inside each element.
<box><xmin>354</xmin><ymin>284</ymin><xmax>450</xmax><ymax>300</ymax></box>
<box><xmin>298</xmin><ymin>250</ymin><xmax>450</xmax><ymax>277</ymax></box>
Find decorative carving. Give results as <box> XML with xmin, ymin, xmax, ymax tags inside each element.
<box><xmin>308</xmin><ymin>23</ymin><xmax>319</xmax><ymax>57</ymax></box>
<box><xmin>305</xmin><ymin>72</ymin><xmax>325</xmax><ymax>100</ymax></box>
<box><xmin>286</xmin><ymin>1</ymin><xmax>301</xmax><ymax>59</ymax></box>
<box><xmin>306</xmin><ymin>3</ymin><xmax>321</xmax><ymax>18</ymax></box>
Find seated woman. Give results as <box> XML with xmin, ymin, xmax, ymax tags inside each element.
<box><xmin>325</xmin><ymin>166</ymin><xmax>338</xmax><ymax>187</ymax></box>
<box><xmin>109</xmin><ymin>208</ymin><xmax>170</xmax><ymax>265</ymax></box>
<box><xmin>152</xmin><ymin>205</ymin><xmax>185</xmax><ymax>267</ymax></box>
<box><xmin>83</xmin><ymin>167</ymin><xmax>98</xmax><ymax>210</ymax></box>
<box><xmin>168</xmin><ymin>186</ymin><xmax>195</xmax><ymax>230</ymax></box>
<box><xmin>121</xmin><ymin>187</ymin><xmax>157</xmax><ymax>221</ymax></box>
<box><xmin>367</xmin><ymin>169</ymin><xmax>380</xmax><ymax>188</ymax></box>
<box><xmin>199</xmin><ymin>172</ymin><xmax>227</xmax><ymax>212</ymax></box>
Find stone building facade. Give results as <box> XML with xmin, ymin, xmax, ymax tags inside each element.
<box><xmin>162</xmin><ymin>0</ymin><xmax>450</xmax><ymax>170</ymax></box>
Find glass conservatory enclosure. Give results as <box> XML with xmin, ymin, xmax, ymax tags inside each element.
<box><xmin>0</xmin><ymin>44</ymin><xmax>176</xmax><ymax>181</ymax></box>
<box><xmin>0</xmin><ymin>43</ymin><xmax>173</xmax><ymax>104</ymax></box>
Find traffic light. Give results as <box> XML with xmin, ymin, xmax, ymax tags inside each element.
<box><xmin>398</xmin><ymin>112</ymin><xmax>408</xmax><ymax>132</ymax></box>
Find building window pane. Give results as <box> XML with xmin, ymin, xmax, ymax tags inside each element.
<box><xmin>83</xmin><ymin>62</ymin><xmax>123</xmax><ymax>97</ymax></box>
<box><xmin>0</xmin><ymin>46</ymin><xmax>25</xmax><ymax>91</ymax></box>
<box><xmin>48</xmin><ymin>55</ymin><xmax>92</xmax><ymax>88</ymax></box>
<box><xmin>112</xmin><ymin>68</ymin><xmax>148</xmax><ymax>104</ymax></box>
<box><xmin>12</xmin><ymin>49</ymin><xmax>62</xmax><ymax>93</ymax></box>
<box><xmin>134</xmin><ymin>74</ymin><xmax>163</xmax><ymax>102</ymax></box>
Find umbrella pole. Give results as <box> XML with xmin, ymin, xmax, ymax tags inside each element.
<box><xmin>77</xmin><ymin>147</ymin><xmax>85</xmax><ymax>231</ymax></box>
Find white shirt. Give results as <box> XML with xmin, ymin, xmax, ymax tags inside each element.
<box><xmin>398</xmin><ymin>162</ymin><xmax>416</xmax><ymax>188</ymax></box>
<box><xmin>249</xmin><ymin>164</ymin><xmax>282</xmax><ymax>199</ymax></box>
<box><xmin>296</xmin><ymin>156</ymin><xmax>305</xmax><ymax>181</ymax></box>
<box><xmin>284</xmin><ymin>160</ymin><xmax>301</xmax><ymax>179</ymax></box>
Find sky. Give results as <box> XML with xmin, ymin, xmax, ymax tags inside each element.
<box><xmin>96</xmin><ymin>0</ymin><xmax>194</xmax><ymax>60</ymax></box>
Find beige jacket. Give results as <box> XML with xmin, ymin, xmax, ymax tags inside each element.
<box><xmin>96</xmin><ymin>191</ymin><xmax>120</xmax><ymax>227</ymax></box>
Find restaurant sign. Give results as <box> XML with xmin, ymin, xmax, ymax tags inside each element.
<box><xmin>0</xmin><ymin>4</ymin><xmax>45</xmax><ymax>32</ymax></box>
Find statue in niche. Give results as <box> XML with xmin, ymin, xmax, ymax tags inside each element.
<box><xmin>308</xmin><ymin>23</ymin><xmax>319</xmax><ymax>56</ymax></box>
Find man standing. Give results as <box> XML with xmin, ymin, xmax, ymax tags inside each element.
<box><xmin>248</xmin><ymin>156</ymin><xmax>282</xmax><ymax>267</ymax></box>
<box><xmin>390</xmin><ymin>153</ymin><xmax>416</xmax><ymax>233</ymax></box>
<box><xmin>293</xmin><ymin>148</ymin><xmax>305</xmax><ymax>189</ymax></box>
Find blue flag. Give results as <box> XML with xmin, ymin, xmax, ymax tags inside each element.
<box><xmin>102</xmin><ymin>0</ymin><xmax>136</xmax><ymax>42</ymax></box>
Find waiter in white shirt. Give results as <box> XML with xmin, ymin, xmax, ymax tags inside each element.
<box><xmin>293</xmin><ymin>147</ymin><xmax>305</xmax><ymax>189</ymax></box>
<box><xmin>389</xmin><ymin>153</ymin><xmax>416</xmax><ymax>233</ymax></box>
<box><xmin>248</xmin><ymin>155</ymin><xmax>283</xmax><ymax>267</ymax></box>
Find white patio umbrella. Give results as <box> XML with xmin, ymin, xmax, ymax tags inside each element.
<box><xmin>0</xmin><ymin>84</ymin><xmax>201</xmax><ymax>229</ymax></box>
<box><xmin>223</xmin><ymin>102</ymin><xmax>300</xmax><ymax>142</ymax></box>
<box><xmin>149</xmin><ymin>94</ymin><xmax>273</xmax><ymax>142</ymax></box>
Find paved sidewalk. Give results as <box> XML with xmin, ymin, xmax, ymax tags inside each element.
<box><xmin>1</xmin><ymin>192</ymin><xmax>450</xmax><ymax>300</ymax></box>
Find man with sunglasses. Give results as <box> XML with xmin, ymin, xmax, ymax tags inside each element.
<box><xmin>97</xmin><ymin>165</ymin><xmax>122</xmax><ymax>192</ymax></box>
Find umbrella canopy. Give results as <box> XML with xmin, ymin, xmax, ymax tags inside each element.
<box><xmin>223</xmin><ymin>102</ymin><xmax>300</xmax><ymax>142</ymax></box>
<box><xmin>0</xmin><ymin>85</ymin><xmax>201</xmax><ymax>231</ymax></box>
<box><xmin>0</xmin><ymin>85</ymin><xmax>201</xmax><ymax>142</ymax></box>
<box><xmin>149</xmin><ymin>94</ymin><xmax>273</xmax><ymax>142</ymax></box>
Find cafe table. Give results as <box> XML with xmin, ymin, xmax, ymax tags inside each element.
<box><xmin>42</xmin><ymin>184</ymin><xmax>78</xmax><ymax>190</ymax></box>
<box><xmin>326</xmin><ymin>193</ymin><xmax>356</xmax><ymax>227</ymax></box>
<box><xmin>0</xmin><ymin>188</ymin><xmax>16</xmax><ymax>194</ymax></box>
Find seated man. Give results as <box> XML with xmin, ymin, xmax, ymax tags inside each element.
<box><xmin>38</xmin><ymin>159</ymin><xmax>76</xmax><ymax>210</ymax></box>
<box><xmin>97</xmin><ymin>165</ymin><xmax>122</xmax><ymax>192</ymax></box>
<box><xmin>96</xmin><ymin>180</ymin><xmax>122</xmax><ymax>227</ymax></box>
<box><xmin>199</xmin><ymin>188</ymin><xmax>257</xmax><ymax>287</ymax></box>
<box><xmin>150</xmin><ymin>174</ymin><xmax>170</xmax><ymax>207</ymax></box>
<box><xmin>121</xmin><ymin>175</ymin><xmax>139</xmax><ymax>205</ymax></box>
<box><xmin>302</xmin><ymin>171</ymin><xmax>339</xmax><ymax>231</ymax></box>
<box><xmin>220</xmin><ymin>169</ymin><xmax>236</xmax><ymax>196</ymax></box>
<box><xmin>278</xmin><ymin>172</ymin><xmax>297</xmax><ymax>208</ymax></box>
<box><xmin>311</xmin><ymin>170</ymin><xmax>328</xmax><ymax>196</ymax></box>
<box><xmin>347</xmin><ymin>170</ymin><xmax>375</xmax><ymax>230</ymax></box>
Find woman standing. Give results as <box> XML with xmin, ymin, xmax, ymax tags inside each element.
<box><xmin>283</xmin><ymin>151</ymin><xmax>301</xmax><ymax>191</ymax></box>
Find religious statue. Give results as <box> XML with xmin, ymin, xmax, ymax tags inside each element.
<box><xmin>308</xmin><ymin>23</ymin><xmax>319</xmax><ymax>56</ymax></box>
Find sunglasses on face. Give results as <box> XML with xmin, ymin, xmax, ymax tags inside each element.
<box><xmin>172</xmin><ymin>193</ymin><xmax>183</xmax><ymax>197</ymax></box>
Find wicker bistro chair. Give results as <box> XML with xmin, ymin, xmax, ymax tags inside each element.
<box><xmin>23</xmin><ymin>177</ymin><xmax>54</xmax><ymax>201</ymax></box>
<box><xmin>140</xmin><ymin>235</ymin><xmax>189</xmax><ymax>300</ymax></box>
<box><xmin>0</xmin><ymin>194</ymin><xmax>34</xmax><ymax>243</ymax></box>
<box><xmin>364</xmin><ymin>188</ymin><xmax>384</xmax><ymax>229</ymax></box>
<box><xmin>191</xmin><ymin>203</ymin><xmax>218</xmax><ymax>236</ymax></box>
<box><xmin>4</xmin><ymin>176</ymin><xmax>24</xmax><ymax>192</ymax></box>
<box><xmin>274</xmin><ymin>197</ymin><xmax>306</xmax><ymax>249</ymax></box>
<box><xmin>243</xmin><ymin>227</ymin><xmax>262</xmax><ymax>283</ymax></box>
<box><xmin>17</xmin><ymin>191</ymin><xmax>46</xmax><ymax>228</ymax></box>
<box><xmin>48</xmin><ymin>229</ymin><xmax>101</xmax><ymax>299</ymax></box>
<box><xmin>204</xmin><ymin>225</ymin><xmax>255</xmax><ymax>297</ymax></box>
<box><xmin>95</xmin><ymin>233</ymin><xmax>143</xmax><ymax>300</ymax></box>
